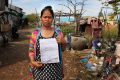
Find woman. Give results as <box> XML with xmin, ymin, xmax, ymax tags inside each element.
<box><xmin>29</xmin><ymin>6</ymin><xmax>66</xmax><ymax>80</ymax></box>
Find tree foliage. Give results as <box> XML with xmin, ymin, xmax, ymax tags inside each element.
<box><xmin>98</xmin><ymin>9</ymin><xmax>104</xmax><ymax>17</ymax></box>
<box><xmin>26</xmin><ymin>13</ymin><xmax>38</xmax><ymax>22</ymax></box>
<box><xmin>108</xmin><ymin>0</ymin><xmax>120</xmax><ymax>37</ymax></box>
<box><xmin>108</xmin><ymin>0</ymin><xmax>120</xmax><ymax>20</ymax></box>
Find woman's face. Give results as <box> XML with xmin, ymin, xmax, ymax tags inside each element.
<box><xmin>41</xmin><ymin>10</ymin><xmax>53</xmax><ymax>27</ymax></box>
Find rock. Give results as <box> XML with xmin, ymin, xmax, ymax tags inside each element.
<box><xmin>71</xmin><ymin>36</ymin><xmax>88</xmax><ymax>50</ymax></box>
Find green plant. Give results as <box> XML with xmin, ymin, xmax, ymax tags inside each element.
<box><xmin>26</xmin><ymin>13</ymin><xmax>38</xmax><ymax>22</ymax></box>
<box><xmin>102</xmin><ymin>26</ymin><xmax>118</xmax><ymax>40</ymax></box>
<box><xmin>60</xmin><ymin>25</ymin><xmax>75</xmax><ymax>35</ymax></box>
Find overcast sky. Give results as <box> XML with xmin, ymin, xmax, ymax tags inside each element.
<box><xmin>9</xmin><ymin>0</ymin><xmax>111</xmax><ymax>17</ymax></box>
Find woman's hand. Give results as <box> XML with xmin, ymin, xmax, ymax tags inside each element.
<box><xmin>56</xmin><ymin>34</ymin><xmax>66</xmax><ymax>51</ymax></box>
<box><xmin>30</xmin><ymin>60</ymin><xmax>42</xmax><ymax>68</ymax></box>
<box><xmin>56</xmin><ymin>35</ymin><xmax>64</xmax><ymax>44</ymax></box>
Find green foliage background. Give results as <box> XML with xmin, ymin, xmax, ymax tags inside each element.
<box><xmin>26</xmin><ymin>13</ymin><xmax>38</xmax><ymax>22</ymax></box>
<box><xmin>60</xmin><ymin>25</ymin><xmax>75</xmax><ymax>35</ymax></box>
<box><xmin>102</xmin><ymin>26</ymin><xmax>118</xmax><ymax>40</ymax></box>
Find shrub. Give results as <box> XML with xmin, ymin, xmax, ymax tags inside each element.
<box><xmin>102</xmin><ymin>26</ymin><xmax>118</xmax><ymax>40</ymax></box>
<box><xmin>60</xmin><ymin>24</ymin><xmax>75</xmax><ymax>35</ymax></box>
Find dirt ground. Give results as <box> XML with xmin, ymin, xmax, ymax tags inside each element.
<box><xmin>0</xmin><ymin>28</ymin><xmax>32</xmax><ymax>80</ymax></box>
<box><xmin>0</xmin><ymin>28</ymin><xmax>94</xmax><ymax>80</ymax></box>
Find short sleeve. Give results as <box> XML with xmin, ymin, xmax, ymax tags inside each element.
<box><xmin>28</xmin><ymin>30</ymin><xmax>38</xmax><ymax>57</ymax></box>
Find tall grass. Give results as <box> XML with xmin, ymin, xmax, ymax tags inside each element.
<box><xmin>102</xmin><ymin>26</ymin><xmax>118</xmax><ymax>41</ymax></box>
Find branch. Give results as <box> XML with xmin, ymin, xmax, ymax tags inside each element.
<box><xmin>67</xmin><ymin>0</ymin><xmax>75</xmax><ymax>6</ymax></box>
<box><xmin>76</xmin><ymin>2</ymin><xmax>83</xmax><ymax>6</ymax></box>
<box><xmin>81</xmin><ymin>10</ymin><xmax>86</xmax><ymax>15</ymax></box>
<box><xmin>58</xmin><ymin>4</ymin><xmax>74</xmax><ymax>14</ymax></box>
<box><xmin>78</xmin><ymin>0</ymin><xmax>86</xmax><ymax>18</ymax></box>
<box><xmin>108</xmin><ymin>0</ymin><xmax>120</xmax><ymax>4</ymax></box>
<box><xmin>76</xmin><ymin>0</ymin><xmax>87</xmax><ymax>6</ymax></box>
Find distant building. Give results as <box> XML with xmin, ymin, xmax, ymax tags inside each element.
<box><xmin>82</xmin><ymin>16</ymin><xmax>103</xmax><ymax>37</ymax></box>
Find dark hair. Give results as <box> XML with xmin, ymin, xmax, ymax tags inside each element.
<box><xmin>40</xmin><ymin>6</ymin><xmax>54</xmax><ymax>18</ymax></box>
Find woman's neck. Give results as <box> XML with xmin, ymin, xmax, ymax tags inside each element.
<box><xmin>42</xmin><ymin>26</ymin><xmax>53</xmax><ymax>30</ymax></box>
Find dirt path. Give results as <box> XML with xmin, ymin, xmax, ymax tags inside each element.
<box><xmin>0</xmin><ymin>28</ymin><xmax>33</xmax><ymax>80</ymax></box>
<box><xmin>0</xmin><ymin>28</ymin><xmax>94</xmax><ymax>80</ymax></box>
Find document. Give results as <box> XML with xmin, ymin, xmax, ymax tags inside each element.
<box><xmin>39</xmin><ymin>38</ymin><xmax>59</xmax><ymax>63</ymax></box>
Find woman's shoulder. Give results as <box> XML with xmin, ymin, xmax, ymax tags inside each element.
<box><xmin>54</xmin><ymin>27</ymin><xmax>62</xmax><ymax>35</ymax></box>
<box><xmin>32</xmin><ymin>28</ymin><xmax>41</xmax><ymax>35</ymax></box>
<box><xmin>30</xmin><ymin>28</ymin><xmax>41</xmax><ymax>40</ymax></box>
<box><xmin>54</xmin><ymin>27</ymin><xmax>61</xmax><ymax>32</ymax></box>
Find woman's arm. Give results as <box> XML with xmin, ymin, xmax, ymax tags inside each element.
<box><xmin>29</xmin><ymin>31</ymin><xmax>42</xmax><ymax>67</ymax></box>
<box><xmin>56</xmin><ymin>32</ymin><xmax>66</xmax><ymax>51</ymax></box>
